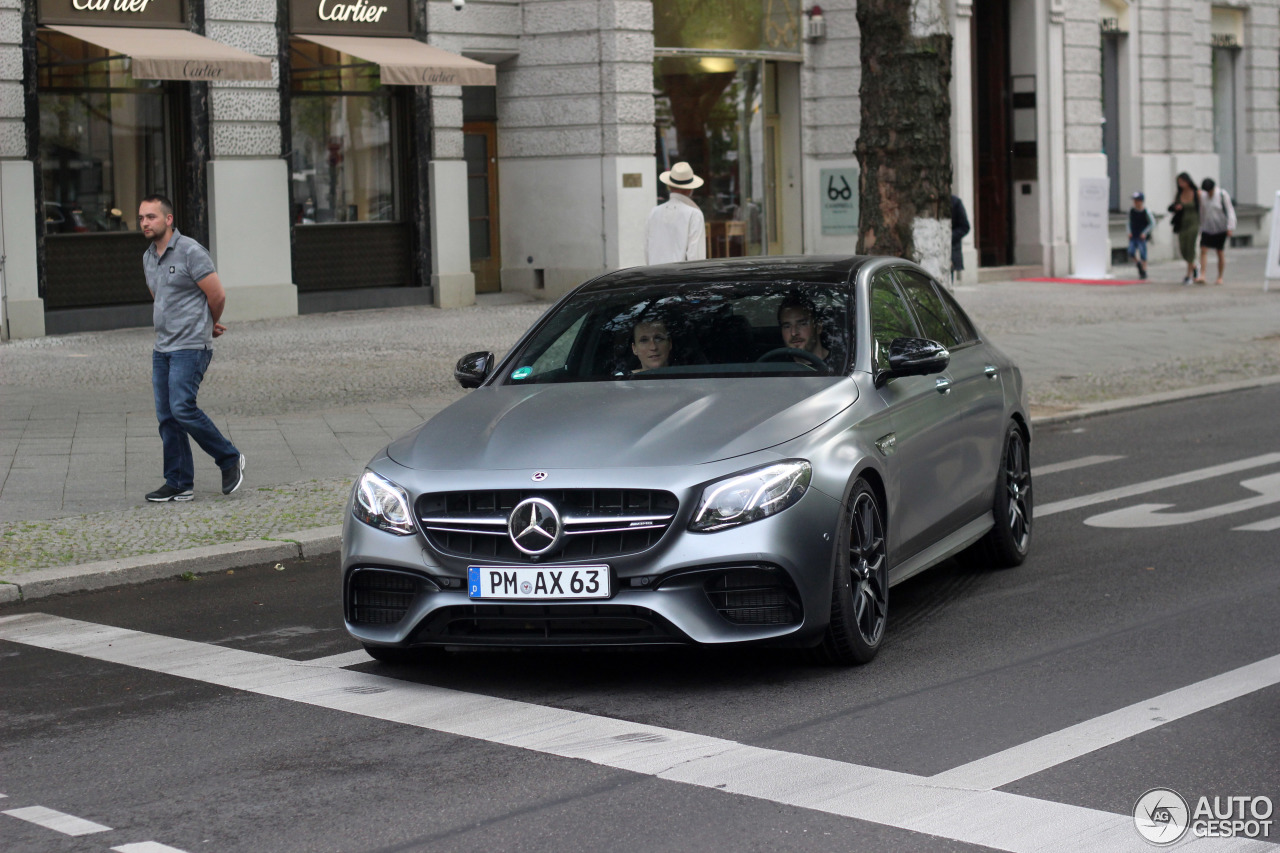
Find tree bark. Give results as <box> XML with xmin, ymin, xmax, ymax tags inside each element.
<box><xmin>855</xmin><ymin>0</ymin><xmax>953</xmax><ymax>280</ymax></box>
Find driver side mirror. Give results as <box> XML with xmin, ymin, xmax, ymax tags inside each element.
<box><xmin>877</xmin><ymin>337</ymin><xmax>950</xmax><ymax>386</ymax></box>
<box><xmin>455</xmin><ymin>351</ymin><xmax>494</xmax><ymax>389</ymax></box>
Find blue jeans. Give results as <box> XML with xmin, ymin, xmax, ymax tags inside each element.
<box><xmin>1128</xmin><ymin>237</ymin><xmax>1148</xmax><ymax>262</ymax></box>
<box><xmin>152</xmin><ymin>349</ymin><xmax>239</xmax><ymax>490</ymax></box>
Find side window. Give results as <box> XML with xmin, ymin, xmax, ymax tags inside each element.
<box><xmin>935</xmin><ymin>286</ymin><xmax>979</xmax><ymax>344</ymax></box>
<box><xmin>869</xmin><ymin>272</ymin><xmax>920</xmax><ymax>370</ymax></box>
<box><xmin>895</xmin><ymin>269</ymin><xmax>960</xmax><ymax>348</ymax></box>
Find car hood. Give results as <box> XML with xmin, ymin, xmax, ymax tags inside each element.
<box><xmin>386</xmin><ymin>377</ymin><xmax>858</xmax><ymax>471</ymax></box>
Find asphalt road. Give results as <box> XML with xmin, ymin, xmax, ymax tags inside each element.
<box><xmin>2</xmin><ymin>386</ymin><xmax>1279</xmax><ymax>853</ymax></box>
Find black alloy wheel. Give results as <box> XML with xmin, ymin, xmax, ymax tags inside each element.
<box><xmin>819</xmin><ymin>478</ymin><xmax>888</xmax><ymax>665</ymax></box>
<box><xmin>975</xmin><ymin>421</ymin><xmax>1033</xmax><ymax>568</ymax></box>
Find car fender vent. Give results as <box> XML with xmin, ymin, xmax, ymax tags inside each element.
<box><xmin>348</xmin><ymin>568</ymin><xmax>431</xmax><ymax>625</ymax></box>
<box><xmin>703</xmin><ymin>566</ymin><xmax>802</xmax><ymax>626</ymax></box>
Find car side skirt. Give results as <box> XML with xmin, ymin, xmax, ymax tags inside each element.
<box><xmin>888</xmin><ymin>512</ymin><xmax>993</xmax><ymax>586</ymax></box>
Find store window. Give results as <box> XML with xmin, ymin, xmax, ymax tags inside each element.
<box><xmin>653</xmin><ymin>0</ymin><xmax>799</xmax><ymax>259</ymax></box>
<box><xmin>37</xmin><ymin>31</ymin><xmax>171</xmax><ymax>237</ymax></box>
<box><xmin>655</xmin><ymin>58</ymin><xmax>784</xmax><ymax>258</ymax></box>
<box><xmin>290</xmin><ymin>41</ymin><xmax>400</xmax><ymax>225</ymax></box>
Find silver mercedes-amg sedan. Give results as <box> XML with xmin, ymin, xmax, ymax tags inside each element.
<box><xmin>342</xmin><ymin>256</ymin><xmax>1032</xmax><ymax>665</ymax></box>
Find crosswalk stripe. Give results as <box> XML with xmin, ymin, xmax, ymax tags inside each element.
<box><xmin>112</xmin><ymin>842</ymin><xmax>192</xmax><ymax>853</ymax></box>
<box><xmin>929</xmin><ymin>652</ymin><xmax>1280</xmax><ymax>790</ymax></box>
<box><xmin>2</xmin><ymin>805</ymin><xmax>111</xmax><ymax>836</ymax></box>
<box><xmin>302</xmin><ymin>649</ymin><xmax>373</xmax><ymax>668</ymax></box>
<box><xmin>2</xmin><ymin>612</ymin><xmax>1273</xmax><ymax>852</ymax></box>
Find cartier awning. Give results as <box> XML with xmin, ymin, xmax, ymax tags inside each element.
<box><xmin>294</xmin><ymin>34</ymin><xmax>496</xmax><ymax>86</ymax></box>
<box><xmin>46</xmin><ymin>25</ymin><xmax>272</xmax><ymax>81</ymax></box>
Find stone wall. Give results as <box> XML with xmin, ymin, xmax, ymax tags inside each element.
<box><xmin>495</xmin><ymin>0</ymin><xmax>653</xmax><ymax>160</ymax></box>
<box><xmin>801</xmin><ymin>0</ymin><xmax>859</xmax><ymax>159</ymax></box>
<box><xmin>0</xmin><ymin>0</ymin><xmax>22</xmax><ymax>159</ymax></box>
<box><xmin>207</xmin><ymin>0</ymin><xmax>282</xmax><ymax>158</ymax></box>
<box><xmin>1064</xmin><ymin>0</ymin><xmax>1102</xmax><ymax>154</ymax></box>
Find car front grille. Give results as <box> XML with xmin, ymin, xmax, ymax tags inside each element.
<box><xmin>704</xmin><ymin>567</ymin><xmax>801</xmax><ymax>626</ymax></box>
<box><xmin>347</xmin><ymin>568</ymin><xmax>428</xmax><ymax>625</ymax></box>
<box><xmin>418</xmin><ymin>604</ymin><xmax>681</xmax><ymax>644</ymax></box>
<box><xmin>417</xmin><ymin>489</ymin><xmax>679</xmax><ymax>563</ymax></box>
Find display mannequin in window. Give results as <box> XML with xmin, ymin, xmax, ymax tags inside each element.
<box><xmin>139</xmin><ymin>195</ymin><xmax>245</xmax><ymax>502</ymax></box>
<box><xmin>645</xmin><ymin>161</ymin><xmax>707</xmax><ymax>265</ymax></box>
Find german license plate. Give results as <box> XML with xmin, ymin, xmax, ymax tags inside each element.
<box><xmin>467</xmin><ymin>565</ymin><xmax>610</xmax><ymax>600</ymax></box>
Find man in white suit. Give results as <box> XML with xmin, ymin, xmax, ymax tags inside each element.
<box><xmin>645</xmin><ymin>162</ymin><xmax>707</xmax><ymax>265</ymax></box>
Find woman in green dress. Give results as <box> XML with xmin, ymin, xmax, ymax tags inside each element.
<box><xmin>1168</xmin><ymin>172</ymin><xmax>1200</xmax><ymax>285</ymax></box>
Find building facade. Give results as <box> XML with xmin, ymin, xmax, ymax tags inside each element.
<box><xmin>2</xmin><ymin>0</ymin><xmax>1277</xmax><ymax>340</ymax></box>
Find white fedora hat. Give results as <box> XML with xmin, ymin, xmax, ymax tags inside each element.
<box><xmin>659</xmin><ymin>161</ymin><xmax>704</xmax><ymax>190</ymax></box>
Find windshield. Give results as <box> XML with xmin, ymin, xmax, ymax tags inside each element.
<box><xmin>500</xmin><ymin>280</ymin><xmax>853</xmax><ymax>385</ymax></box>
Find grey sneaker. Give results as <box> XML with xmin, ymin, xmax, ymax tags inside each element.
<box><xmin>147</xmin><ymin>484</ymin><xmax>194</xmax><ymax>502</ymax></box>
<box><xmin>222</xmin><ymin>453</ymin><xmax>246</xmax><ymax>495</ymax></box>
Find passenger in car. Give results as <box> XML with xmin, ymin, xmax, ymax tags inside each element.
<box><xmin>631</xmin><ymin>318</ymin><xmax>674</xmax><ymax>373</ymax></box>
<box><xmin>778</xmin><ymin>293</ymin><xmax>830</xmax><ymax>367</ymax></box>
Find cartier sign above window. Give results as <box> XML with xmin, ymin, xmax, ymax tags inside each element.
<box><xmin>39</xmin><ymin>0</ymin><xmax>184</xmax><ymax>27</ymax></box>
<box><xmin>290</xmin><ymin>0</ymin><xmax>411</xmax><ymax>37</ymax></box>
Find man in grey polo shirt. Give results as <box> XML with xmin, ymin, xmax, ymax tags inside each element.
<box><xmin>139</xmin><ymin>194</ymin><xmax>245</xmax><ymax>502</ymax></box>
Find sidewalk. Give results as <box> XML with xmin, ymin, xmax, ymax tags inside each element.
<box><xmin>2</xmin><ymin>250</ymin><xmax>1278</xmax><ymax>593</ymax></box>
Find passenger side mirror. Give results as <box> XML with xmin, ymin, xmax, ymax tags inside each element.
<box><xmin>878</xmin><ymin>337</ymin><xmax>950</xmax><ymax>386</ymax></box>
<box><xmin>455</xmin><ymin>351</ymin><xmax>494</xmax><ymax>389</ymax></box>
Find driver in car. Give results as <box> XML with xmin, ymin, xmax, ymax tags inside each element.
<box><xmin>777</xmin><ymin>294</ymin><xmax>830</xmax><ymax>368</ymax></box>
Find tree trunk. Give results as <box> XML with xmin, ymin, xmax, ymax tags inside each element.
<box><xmin>855</xmin><ymin>0</ymin><xmax>953</xmax><ymax>281</ymax></box>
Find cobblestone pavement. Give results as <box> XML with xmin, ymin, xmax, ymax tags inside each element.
<box><xmin>2</xmin><ymin>251</ymin><xmax>1278</xmax><ymax>573</ymax></box>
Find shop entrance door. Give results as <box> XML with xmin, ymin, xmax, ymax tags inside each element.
<box><xmin>972</xmin><ymin>0</ymin><xmax>1013</xmax><ymax>267</ymax></box>
<box><xmin>464</xmin><ymin>122</ymin><xmax>501</xmax><ymax>293</ymax></box>
<box><xmin>766</xmin><ymin>114</ymin><xmax>783</xmax><ymax>255</ymax></box>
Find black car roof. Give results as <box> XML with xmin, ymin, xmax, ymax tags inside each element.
<box><xmin>580</xmin><ymin>256</ymin><xmax>872</xmax><ymax>292</ymax></box>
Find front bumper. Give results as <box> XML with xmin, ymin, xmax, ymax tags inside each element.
<box><xmin>342</xmin><ymin>482</ymin><xmax>843</xmax><ymax>650</ymax></box>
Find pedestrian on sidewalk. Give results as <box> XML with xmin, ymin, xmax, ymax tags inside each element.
<box><xmin>950</xmin><ymin>194</ymin><xmax>970</xmax><ymax>290</ymax></box>
<box><xmin>1167</xmin><ymin>172</ymin><xmax>1200</xmax><ymax>285</ymax></box>
<box><xmin>645</xmin><ymin>161</ymin><xmax>707</xmax><ymax>265</ymax></box>
<box><xmin>1196</xmin><ymin>177</ymin><xmax>1236</xmax><ymax>285</ymax></box>
<box><xmin>139</xmin><ymin>194</ymin><xmax>245</xmax><ymax>503</ymax></box>
<box><xmin>1127</xmin><ymin>191</ymin><xmax>1155</xmax><ymax>280</ymax></box>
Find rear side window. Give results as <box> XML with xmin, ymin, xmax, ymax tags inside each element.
<box><xmin>895</xmin><ymin>269</ymin><xmax>960</xmax><ymax>348</ymax></box>
<box><xmin>935</xmin><ymin>286</ymin><xmax>980</xmax><ymax>344</ymax></box>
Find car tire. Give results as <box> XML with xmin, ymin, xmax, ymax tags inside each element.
<box><xmin>972</xmin><ymin>421</ymin><xmax>1033</xmax><ymax>569</ymax></box>
<box><xmin>817</xmin><ymin>478</ymin><xmax>888</xmax><ymax>666</ymax></box>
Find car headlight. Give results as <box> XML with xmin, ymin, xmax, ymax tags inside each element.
<box><xmin>689</xmin><ymin>460</ymin><xmax>812</xmax><ymax>532</ymax></box>
<box><xmin>352</xmin><ymin>471</ymin><xmax>416</xmax><ymax>535</ymax></box>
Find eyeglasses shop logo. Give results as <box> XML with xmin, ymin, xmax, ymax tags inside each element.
<box><xmin>1134</xmin><ymin>788</ymin><xmax>1274</xmax><ymax>845</ymax></box>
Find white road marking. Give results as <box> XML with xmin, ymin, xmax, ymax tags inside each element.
<box><xmin>1032</xmin><ymin>455</ymin><xmax>1125</xmax><ymax>477</ymax></box>
<box><xmin>303</xmin><ymin>649</ymin><xmax>373</xmax><ymax>668</ymax></box>
<box><xmin>112</xmin><ymin>843</ymin><xmax>192</xmax><ymax>853</ymax></box>
<box><xmin>1085</xmin><ymin>473</ymin><xmax>1280</xmax><ymax>528</ymax></box>
<box><xmin>1</xmin><ymin>614</ymin><xmax>1274</xmax><ymax>852</ymax></box>
<box><xmin>930</xmin><ymin>652</ymin><xmax>1280</xmax><ymax>791</ymax></box>
<box><xmin>2</xmin><ymin>805</ymin><xmax>111</xmax><ymax>836</ymax></box>
<box><xmin>1234</xmin><ymin>516</ymin><xmax>1280</xmax><ymax>531</ymax></box>
<box><xmin>1038</xmin><ymin>451</ymin><xmax>1280</xmax><ymax>517</ymax></box>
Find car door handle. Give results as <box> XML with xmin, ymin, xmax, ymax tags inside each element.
<box><xmin>935</xmin><ymin>377</ymin><xmax>952</xmax><ymax>394</ymax></box>
<box><xmin>985</xmin><ymin>365</ymin><xmax>999</xmax><ymax>379</ymax></box>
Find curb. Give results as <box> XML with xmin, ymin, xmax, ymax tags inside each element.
<box><xmin>3</xmin><ymin>373</ymin><xmax>1279</xmax><ymax>606</ymax></box>
<box><xmin>0</xmin><ymin>525</ymin><xmax>343</xmax><ymax>604</ymax></box>
<box><xmin>1029</xmin><ymin>373</ymin><xmax>1280</xmax><ymax>427</ymax></box>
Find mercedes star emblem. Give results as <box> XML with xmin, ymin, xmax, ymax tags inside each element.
<box><xmin>508</xmin><ymin>497</ymin><xmax>562</xmax><ymax>556</ymax></box>
<box><xmin>531</xmin><ymin>471</ymin><xmax>548</xmax><ymax>482</ymax></box>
